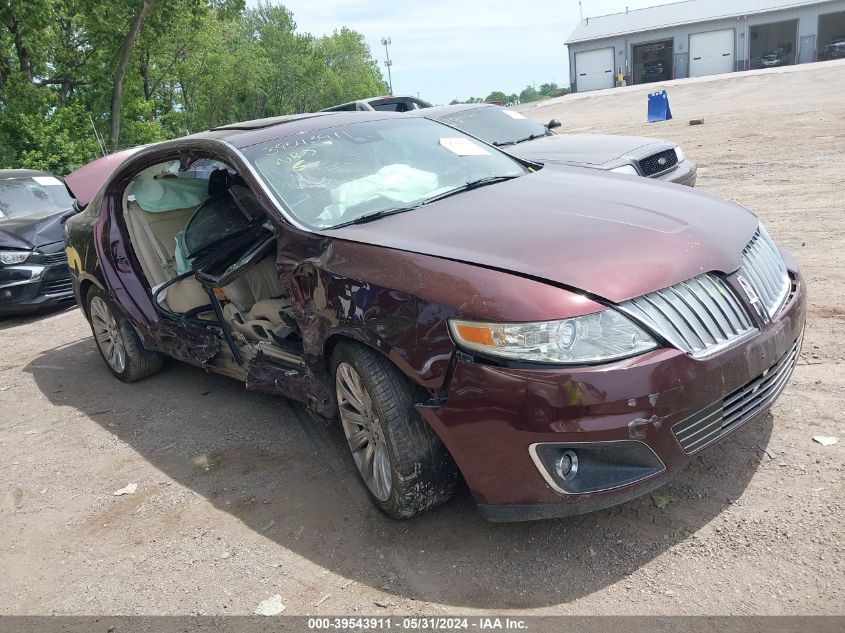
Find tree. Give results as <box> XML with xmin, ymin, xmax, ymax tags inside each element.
<box><xmin>0</xmin><ymin>0</ymin><xmax>389</xmax><ymax>171</ymax></box>
<box><xmin>312</xmin><ymin>27</ymin><xmax>388</xmax><ymax>112</ymax></box>
<box><xmin>519</xmin><ymin>84</ymin><xmax>539</xmax><ymax>103</ymax></box>
<box><xmin>538</xmin><ymin>82</ymin><xmax>558</xmax><ymax>97</ymax></box>
<box><xmin>0</xmin><ymin>0</ymin><xmax>53</xmax><ymax>82</ymax></box>
<box><xmin>484</xmin><ymin>90</ymin><xmax>507</xmax><ymax>103</ymax></box>
<box><xmin>109</xmin><ymin>0</ymin><xmax>154</xmax><ymax>148</ymax></box>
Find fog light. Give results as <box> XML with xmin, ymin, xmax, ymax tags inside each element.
<box><xmin>555</xmin><ymin>450</ymin><xmax>578</xmax><ymax>481</ymax></box>
<box><xmin>1</xmin><ymin>289</ymin><xmax>12</xmax><ymax>299</ymax></box>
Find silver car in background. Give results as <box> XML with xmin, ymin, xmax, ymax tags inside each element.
<box><xmin>410</xmin><ymin>103</ymin><xmax>697</xmax><ymax>186</ymax></box>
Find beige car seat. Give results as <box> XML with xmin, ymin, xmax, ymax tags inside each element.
<box><xmin>124</xmin><ymin>197</ymin><xmax>210</xmax><ymax>313</ymax></box>
<box><xmin>123</xmin><ymin>172</ymin><xmax>285</xmax><ymax>320</ymax></box>
<box><xmin>220</xmin><ymin>255</ymin><xmax>283</xmax><ymax>312</ymax></box>
<box><xmin>222</xmin><ymin>298</ymin><xmax>294</xmax><ymax>344</ymax></box>
<box><xmin>124</xmin><ymin>198</ymin><xmax>192</xmax><ymax>287</ymax></box>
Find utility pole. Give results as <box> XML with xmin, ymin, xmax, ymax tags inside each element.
<box><xmin>578</xmin><ymin>0</ymin><xmax>583</xmax><ymax>20</ymax></box>
<box><xmin>381</xmin><ymin>37</ymin><xmax>393</xmax><ymax>95</ymax></box>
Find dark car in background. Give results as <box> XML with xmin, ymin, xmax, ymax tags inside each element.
<box><xmin>321</xmin><ymin>95</ymin><xmax>432</xmax><ymax>112</ymax></box>
<box><xmin>63</xmin><ymin>112</ymin><xmax>803</xmax><ymax>521</ymax></box>
<box><xmin>0</xmin><ymin>169</ymin><xmax>75</xmax><ymax>315</ymax></box>
<box><xmin>411</xmin><ymin>103</ymin><xmax>697</xmax><ymax>186</ymax></box>
<box><xmin>641</xmin><ymin>59</ymin><xmax>668</xmax><ymax>82</ymax></box>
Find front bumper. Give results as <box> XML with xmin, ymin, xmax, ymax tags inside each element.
<box><xmin>653</xmin><ymin>159</ymin><xmax>697</xmax><ymax>186</ymax></box>
<box><xmin>0</xmin><ymin>248</ymin><xmax>75</xmax><ymax>315</ymax></box>
<box><xmin>418</xmin><ymin>269</ymin><xmax>806</xmax><ymax>521</ymax></box>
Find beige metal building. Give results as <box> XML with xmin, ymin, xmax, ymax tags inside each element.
<box><xmin>566</xmin><ymin>0</ymin><xmax>845</xmax><ymax>92</ymax></box>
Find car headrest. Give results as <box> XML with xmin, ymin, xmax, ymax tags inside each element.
<box><xmin>207</xmin><ymin>168</ymin><xmax>231</xmax><ymax>198</ymax></box>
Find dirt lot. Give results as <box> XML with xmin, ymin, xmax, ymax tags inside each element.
<box><xmin>1</xmin><ymin>62</ymin><xmax>843</xmax><ymax>616</ymax></box>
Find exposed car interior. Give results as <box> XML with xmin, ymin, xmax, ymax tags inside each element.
<box><xmin>121</xmin><ymin>158</ymin><xmax>301</xmax><ymax>361</ymax></box>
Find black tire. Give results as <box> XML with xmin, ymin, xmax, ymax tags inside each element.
<box><xmin>332</xmin><ymin>342</ymin><xmax>458</xmax><ymax>519</ymax></box>
<box><xmin>86</xmin><ymin>287</ymin><xmax>164</xmax><ymax>383</ymax></box>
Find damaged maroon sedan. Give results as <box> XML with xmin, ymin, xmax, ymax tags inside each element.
<box><xmin>64</xmin><ymin>112</ymin><xmax>806</xmax><ymax>521</ymax></box>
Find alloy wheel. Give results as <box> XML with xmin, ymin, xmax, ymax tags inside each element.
<box><xmin>90</xmin><ymin>296</ymin><xmax>127</xmax><ymax>374</ymax></box>
<box><xmin>335</xmin><ymin>361</ymin><xmax>393</xmax><ymax>501</ymax></box>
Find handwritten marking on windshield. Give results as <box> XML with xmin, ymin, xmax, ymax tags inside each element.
<box><xmin>263</xmin><ymin>130</ymin><xmax>353</xmax><ymax>155</ymax></box>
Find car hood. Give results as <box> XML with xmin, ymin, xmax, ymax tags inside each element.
<box><xmin>508</xmin><ymin>134</ymin><xmax>668</xmax><ymax>167</ymax></box>
<box><xmin>0</xmin><ymin>211</ymin><xmax>66</xmax><ymax>251</ymax></box>
<box><xmin>321</xmin><ymin>165</ymin><xmax>758</xmax><ymax>303</ymax></box>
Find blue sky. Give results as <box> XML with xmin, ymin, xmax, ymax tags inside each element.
<box><xmin>257</xmin><ymin>0</ymin><xmax>671</xmax><ymax>103</ymax></box>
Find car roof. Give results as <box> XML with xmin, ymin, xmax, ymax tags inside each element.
<box><xmin>0</xmin><ymin>169</ymin><xmax>53</xmax><ymax>179</ymax></box>
<box><xmin>365</xmin><ymin>96</ymin><xmax>419</xmax><ymax>103</ymax></box>
<box><xmin>320</xmin><ymin>95</ymin><xmax>432</xmax><ymax>112</ymax></box>
<box><xmin>64</xmin><ymin>112</ymin><xmax>412</xmax><ymax>206</ymax></box>
<box><xmin>184</xmin><ymin>111</ymin><xmax>407</xmax><ymax>148</ymax></box>
<box><xmin>206</xmin><ymin>112</ymin><xmax>340</xmax><ymax>131</ymax></box>
<box><xmin>406</xmin><ymin>103</ymin><xmax>494</xmax><ymax>119</ymax></box>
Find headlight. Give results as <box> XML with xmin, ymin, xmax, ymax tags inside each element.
<box><xmin>449</xmin><ymin>310</ymin><xmax>658</xmax><ymax>365</ymax></box>
<box><xmin>675</xmin><ymin>146</ymin><xmax>685</xmax><ymax>162</ymax></box>
<box><xmin>610</xmin><ymin>165</ymin><xmax>639</xmax><ymax>176</ymax></box>
<box><xmin>0</xmin><ymin>250</ymin><xmax>30</xmax><ymax>265</ymax></box>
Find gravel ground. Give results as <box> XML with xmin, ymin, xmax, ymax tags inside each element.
<box><xmin>1</xmin><ymin>61</ymin><xmax>843</xmax><ymax>617</ymax></box>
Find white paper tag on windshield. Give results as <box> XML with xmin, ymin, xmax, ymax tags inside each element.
<box><xmin>32</xmin><ymin>176</ymin><xmax>63</xmax><ymax>186</ymax></box>
<box><xmin>502</xmin><ymin>110</ymin><xmax>527</xmax><ymax>120</ymax></box>
<box><xmin>439</xmin><ymin>137</ymin><xmax>490</xmax><ymax>156</ymax></box>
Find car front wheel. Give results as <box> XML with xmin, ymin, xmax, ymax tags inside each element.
<box><xmin>332</xmin><ymin>342</ymin><xmax>458</xmax><ymax>519</ymax></box>
<box><xmin>86</xmin><ymin>287</ymin><xmax>163</xmax><ymax>382</ymax></box>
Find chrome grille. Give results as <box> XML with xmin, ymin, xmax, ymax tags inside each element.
<box><xmin>672</xmin><ymin>339</ymin><xmax>800</xmax><ymax>454</ymax></box>
<box><xmin>637</xmin><ymin>149</ymin><xmax>678</xmax><ymax>177</ymax></box>
<box><xmin>618</xmin><ymin>273</ymin><xmax>756</xmax><ymax>358</ymax></box>
<box><xmin>739</xmin><ymin>227</ymin><xmax>789</xmax><ymax>319</ymax></box>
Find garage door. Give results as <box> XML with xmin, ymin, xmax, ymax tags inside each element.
<box><xmin>689</xmin><ymin>29</ymin><xmax>735</xmax><ymax>77</ymax></box>
<box><xmin>575</xmin><ymin>47</ymin><xmax>615</xmax><ymax>92</ymax></box>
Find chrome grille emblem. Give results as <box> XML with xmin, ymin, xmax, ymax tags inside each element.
<box><xmin>737</xmin><ymin>274</ymin><xmax>770</xmax><ymax>324</ymax></box>
<box><xmin>657</xmin><ymin>157</ymin><xmax>667</xmax><ymax>166</ymax></box>
<box><xmin>617</xmin><ymin>273</ymin><xmax>757</xmax><ymax>359</ymax></box>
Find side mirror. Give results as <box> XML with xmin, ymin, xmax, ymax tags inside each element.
<box><xmin>547</xmin><ymin>119</ymin><xmax>562</xmax><ymax>130</ymax></box>
<box><xmin>60</xmin><ymin>206</ymin><xmax>81</xmax><ymax>223</ymax></box>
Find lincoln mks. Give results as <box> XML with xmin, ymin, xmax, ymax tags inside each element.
<box><xmin>63</xmin><ymin>112</ymin><xmax>805</xmax><ymax>521</ymax></box>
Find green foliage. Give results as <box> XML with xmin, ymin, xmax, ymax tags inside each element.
<box><xmin>449</xmin><ymin>96</ymin><xmax>484</xmax><ymax>105</ymax></box>
<box><xmin>451</xmin><ymin>82</ymin><xmax>564</xmax><ymax>107</ymax></box>
<box><xmin>0</xmin><ymin>0</ymin><xmax>388</xmax><ymax>173</ymax></box>
<box><xmin>0</xmin><ymin>77</ymin><xmax>102</xmax><ymax>174</ymax></box>
<box><xmin>518</xmin><ymin>84</ymin><xmax>538</xmax><ymax>103</ymax></box>
<box><xmin>538</xmin><ymin>82</ymin><xmax>558</xmax><ymax>96</ymax></box>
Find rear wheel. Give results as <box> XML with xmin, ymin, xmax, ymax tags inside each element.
<box><xmin>332</xmin><ymin>342</ymin><xmax>458</xmax><ymax>519</ymax></box>
<box><xmin>86</xmin><ymin>288</ymin><xmax>163</xmax><ymax>382</ymax></box>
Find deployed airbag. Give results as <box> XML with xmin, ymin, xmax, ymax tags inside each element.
<box><xmin>132</xmin><ymin>163</ymin><xmax>209</xmax><ymax>213</ymax></box>
<box><xmin>319</xmin><ymin>164</ymin><xmax>439</xmax><ymax>222</ymax></box>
